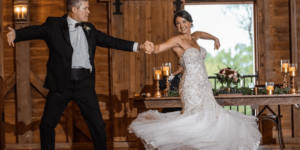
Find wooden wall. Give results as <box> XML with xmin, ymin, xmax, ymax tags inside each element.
<box><xmin>254</xmin><ymin>0</ymin><xmax>300</xmax><ymax>144</ymax></box>
<box><xmin>1</xmin><ymin>0</ymin><xmax>300</xmax><ymax>148</ymax></box>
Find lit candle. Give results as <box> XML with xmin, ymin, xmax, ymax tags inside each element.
<box><xmin>266</xmin><ymin>86</ymin><xmax>274</xmax><ymax>91</ymax></box>
<box><xmin>282</xmin><ymin>63</ymin><xmax>289</xmax><ymax>73</ymax></box>
<box><xmin>289</xmin><ymin>67</ymin><xmax>296</xmax><ymax>72</ymax></box>
<box><xmin>16</xmin><ymin>7</ymin><xmax>20</xmax><ymax>19</ymax></box>
<box><xmin>155</xmin><ymin>70</ymin><xmax>162</xmax><ymax>75</ymax></box>
<box><xmin>289</xmin><ymin>66</ymin><xmax>297</xmax><ymax>76</ymax></box>
<box><xmin>162</xmin><ymin>66</ymin><xmax>170</xmax><ymax>76</ymax></box>
<box><xmin>21</xmin><ymin>6</ymin><xmax>26</xmax><ymax>19</ymax></box>
<box><xmin>154</xmin><ymin>70</ymin><xmax>162</xmax><ymax>80</ymax></box>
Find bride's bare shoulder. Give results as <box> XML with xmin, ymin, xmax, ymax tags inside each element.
<box><xmin>191</xmin><ymin>31</ymin><xmax>202</xmax><ymax>39</ymax></box>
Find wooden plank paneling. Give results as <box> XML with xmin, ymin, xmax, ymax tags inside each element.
<box><xmin>15</xmin><ymin>22</ymin><xmax>33</xmax><ymax>144</ymax></box>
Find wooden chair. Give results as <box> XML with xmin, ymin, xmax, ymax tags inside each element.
<box><xmin>0</xmin><ymin>76</ymin><xmax>4</xmax><ymax>150</ymax></box>
<box><xmin>255</xmin><ymin>84</ymin><xmax>285</xmax><ymax>149</ymax></box>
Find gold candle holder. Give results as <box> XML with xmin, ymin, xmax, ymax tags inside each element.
<box><xmin>281</xmin><ymin>60</ymin><xmax>289</xmax><ymax>88</ymax></box>
<box><xmin>266</xmin><ymin>82</ymin><xmax>274</xmax><ymax>95</ymax></box>
<box><xmin>289</xmin><ymin>63</ymin><xmax>297</xmax><ymax>94</ymax></box>
<box><xmin>153</xmin><ymin>67</ymin><xmax>162</xmax><ymax>98</ymax></box>
<box><xmin>162</xmin><ymin>63</ymin><xmax>171</xmax><ymax>96</ymax></box>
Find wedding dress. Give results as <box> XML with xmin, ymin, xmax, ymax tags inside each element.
<box><xmin>128</xmin><ymin>47</ymin><xmax>261</xmax><ymax>150</ymax></box>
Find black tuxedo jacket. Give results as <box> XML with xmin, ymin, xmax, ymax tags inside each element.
<box><xmin>15</xmin><ymin>14</ymin><xmax>135</xmax><ymax>91</ymax></box>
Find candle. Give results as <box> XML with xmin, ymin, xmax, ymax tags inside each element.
<box><xmin>266</xmin><ymin>86</ymin><xmax>274</xmax><ymax>91</ymax></box>
<box><xmin>162</xmin><ymin>66</ymin><xmax>170</xmax><ymax>76</ymax></box>
<box><xmin>289</xmin><ymin>67</ymin><xmax>296</xmax><ymax>72</ymax></box>
<box><xmin>155</xmin><ymin>70</ymin><xmax>162</xmax><ymax>75</ymax></box>
<box><xmin>16</xmin><ymin>7</ymin><xmax>20</xmax><ymax>19</ymax></box>
<box><xmin>282</xmin><ymin>63</ymin><xmax>289</xmax><ymax>73</ymax></box>
<box><xmin>282</xmin><ymin>63</ymin><xmax>289</xmax><ymax>68</ymax></box>
<box><xmin>154</xmin><ymin>70</ymin><xmax>162</xmax><ymax>80</ymax></box>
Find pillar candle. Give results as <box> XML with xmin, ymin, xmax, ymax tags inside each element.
<box><xmin>266</xmin><ymin>86</ymin><xmax>274</xmax><ymax>91</ymax></box>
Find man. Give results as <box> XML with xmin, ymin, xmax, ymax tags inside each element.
<box><xmin>7</xmin><ymin>0</ymin><xmax>151</xmax><ymax>149</ymax></box>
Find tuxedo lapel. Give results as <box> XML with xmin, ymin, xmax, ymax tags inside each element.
<box><xmin>60</xmin><ymin>16</ymin><xmax>72</xmax><ymax>49</ymax></box>
<box><xmin>82</xmin><ymin>24</ymin><xmax>92</xmax><ymax>57</ymax></box>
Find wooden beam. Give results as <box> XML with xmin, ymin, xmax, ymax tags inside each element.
<box><xmin>30</xmin><ymin>70</ymin><xmax>48</xmax><ymax>98</ymax></box>
<box><xmin>289</xmin><ymin>0</ymin><xmax>299</xmax><ymax>138</ymax></box>
<box><xmin>15</xmin><ymin>0</ymin><xmax>32</xmax><ymax>141</ymax></box>
<box><xmin>0</xmin><ymin>0</ymin><xmax>3</xmax><ymax>78</ymax></box>
<box><xmin>0</xmin><ymin>76</ymin><xmax>5</xmax><ymax>150</ymax></box>
<box><xmin>256</xmin><ymin>0</ymin><xmax>266</xmax><ymax>85</ymax></box>
<box><xmin>290</xmin><ymin>0</ymin><xmax>297</xmax><ymax>64</ymax></box>
<box><xmin>3</xmin><ymin>73</ymin><xmax>16</xmax><ymax>96</ymax></box>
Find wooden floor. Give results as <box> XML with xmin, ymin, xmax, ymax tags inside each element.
<box><xmin>7</xmin><ymin>144</ymin><xmax>300</xmax><ymax>150</ymax></box>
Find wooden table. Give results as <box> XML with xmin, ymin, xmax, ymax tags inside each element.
<box><xmin>134</xmin><ymin>94</ymin><xmax>300</xmax><ymax>108</ymax></box>
<box><xmin>133</xmin><ymin>94</ymin><xmax>300</xmax><ymax>150</ymax></box>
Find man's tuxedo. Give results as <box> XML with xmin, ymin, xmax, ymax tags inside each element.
<box><xmin>15</xmin><ymin>14</ymin><xmax>134</xmax><ymax>91</ymax></box>
<box><xmin>14</xmin><ymin>14</ymin><xmax>136</xmax><ymax>150</ymax></box>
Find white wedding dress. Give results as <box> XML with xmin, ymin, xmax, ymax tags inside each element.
<box><xmin>128</xmin><ymin>47</ymin><xmax>261</xmax><ymax>150</ymax></box>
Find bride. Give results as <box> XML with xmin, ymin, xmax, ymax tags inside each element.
<box><xmin>128</xmin><ymin>10</ymin><xmax>262</xmax><ymax>150</ymax></box>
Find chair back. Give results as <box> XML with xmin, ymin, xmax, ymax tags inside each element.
<box><xmin>0</xmin><ymin>76</ymin><xmax>5</xmax><ymax>150</ymax></box>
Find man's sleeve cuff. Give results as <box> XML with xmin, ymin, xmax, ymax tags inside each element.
<box><xmin>133</xmin><ymin>42</ymin><xmax>139</xmax><ymax>52</ymax></box>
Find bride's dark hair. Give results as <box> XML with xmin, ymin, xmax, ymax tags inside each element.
<box><xmin>173</xmin><ymin>10</ymin><xmax>194</xmax><ymax>28</ymax></box>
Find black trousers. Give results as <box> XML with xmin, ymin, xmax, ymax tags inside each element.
<box><xmin>39</xmin><ymin>76</ymin><xmax>106</xmax><ymax>150</ymax></box>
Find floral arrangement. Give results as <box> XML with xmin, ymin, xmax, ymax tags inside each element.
<box><xmin>215</xmin><ymin>67</ymin><xmax>241</xmax><ymax>89</ymax></box>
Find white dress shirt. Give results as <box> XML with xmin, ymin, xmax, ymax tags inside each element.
<box><xmin>67</xmin><ymin>16</ymin><xmax>139</xmax><ymax>72</ymax></box>
<box><xmin>67</xmin><ymin>16</ymin><xmax>92</xmax><ymax>72</ymax></box>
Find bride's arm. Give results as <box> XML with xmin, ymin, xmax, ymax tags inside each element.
<box><xmin>152</xmin><ymin>36</ymin><xmax>181</xmax><ymax>54</ymax></box>
<box><xmin>192</xmin><ymin>31</ymin><xmax>220</xmax><ymax>50</ymax></box>
<box><xmin>172</xmin><ymin>63</ymin><xmax>183</xmax><ymax>76</ymax></box>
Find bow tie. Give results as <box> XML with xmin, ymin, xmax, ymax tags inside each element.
<box><xmin>75</xmin><ymin>23</ymin><xmax>84</xmax><ymax>28</ymax></box>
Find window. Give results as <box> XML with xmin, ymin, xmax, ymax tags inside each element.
<box><xmin>185</xmin><ymin>3</ymin><xmax>255</xmax><ymax>115</ymax></box>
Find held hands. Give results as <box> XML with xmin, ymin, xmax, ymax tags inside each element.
<box><xmin>140</xmin><ymin>41</ymin><xmax>154</xmax><ymax>54</ymax></box>
<box><xmin>214</xmin><ymin>38</ymin><xmax>220</xmax><ymax>50</ymax></box>
<box><xmin>7</xmin><ymin>27</ymin><xmax>16</xmax><ymax>47</ymax></box>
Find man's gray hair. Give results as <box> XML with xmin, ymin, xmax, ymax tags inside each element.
<box><xmin>66</xmin><ymin>0</ymin><xmax>88</xmax><ymax>13</ymax></box>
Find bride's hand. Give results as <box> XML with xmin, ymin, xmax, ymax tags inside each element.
<box><xmin>143</xmin><ymin>41</ymin><xmax>154</xmax><ymax>54</ymax></box>
<box><xmin>214</xmin><ymin>38</ymin><xmax>220</xmax><ymax>50</ymax></box>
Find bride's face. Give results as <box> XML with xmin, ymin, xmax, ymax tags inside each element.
<box><xmin>175</xmin><ymin>17</ymin><xmax>192</xmax><ymax>34</ymax></box>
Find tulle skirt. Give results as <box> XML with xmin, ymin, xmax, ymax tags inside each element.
<box><xmin>128</xmin><ymin>109</ymin><xmax>261</xmax><ymax>150</ymax></box>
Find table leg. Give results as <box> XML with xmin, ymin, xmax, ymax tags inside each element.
<box><xmin>277</xmin><ymin>105</ymin><xmax>285</xmax><ymax>149</ymax></box>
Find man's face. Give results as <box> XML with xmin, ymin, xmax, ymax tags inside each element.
<box><xmin>73</xmin><ymin>1</ymin><xmax>90</xmax><ymax>22</ymax></box>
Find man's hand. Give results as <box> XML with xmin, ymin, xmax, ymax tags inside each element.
<box><xmin>141</xmin><ymin>41</ymin><xmax>154</xmax><ymax>54</ymax></box>
<box><xmin>214</xmin><ymin>38</ymin><xmax>220</xmax><ymax>50</ymax></box>
<box><xmin>7</xmin><ymin>27</ymin><xmax>16</xmax><ymax>47</ymax></box>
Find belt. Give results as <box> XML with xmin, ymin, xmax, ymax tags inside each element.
<box><xmin>70</xmin><ymin>68</ymin><xmax>90</xmax><ymax>81</ymax></box>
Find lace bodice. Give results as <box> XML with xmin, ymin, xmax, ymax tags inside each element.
<box><xmin>179</xmin><ymin>47</ymin><xmax>224</xmax><ymax>119</ymax></box>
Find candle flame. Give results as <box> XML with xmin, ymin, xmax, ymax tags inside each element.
<box><xmin>22</xmin><ymin>6</ymin><xmax>26</xmax><ymax>12</ymax></box>
<box><xmin>16</xmin><ymin>7</ymin><xmax>20</xmax><ymax>12</ymax></box>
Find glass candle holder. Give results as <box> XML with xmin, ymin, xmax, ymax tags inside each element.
<box><xmin>289</xmin><ymin>64</ymin><xmax>298</xmax><ymax>94</ymax></box>
<box><xmin>281</xmin><ymin>60</ymin><xmax>289</xmax><ymax>73</ymax></box>
<box><xmin>265</xmin><ymin>82</ymin><xmax>274</xmax><ymax>95</ymax></box>
<box><xmin>162</xmin><ymin>63</ymin><xmax>171</xmax><ymax>76</ymax></box>
<box><xmin>289</xmin><ymin>63</ymin><xmax>297</xmax><ymax>77</ymax></box>
<box><xmin>153</xmin><ymin>67</ymin><xmax>162</xmax><ymax>80</ymax></box>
